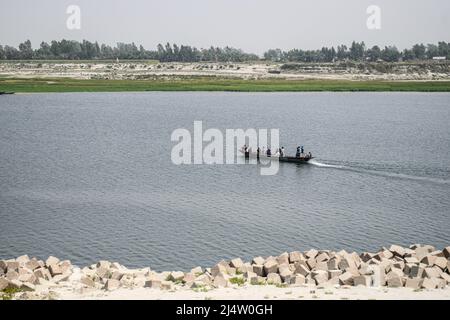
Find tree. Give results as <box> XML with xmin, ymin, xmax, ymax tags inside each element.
<box><xmin>0</xmin><ymin>45</ymin><xmax>5</xmax><ymax>60</ymax></box>
<box><xmin>18</xmin><ymin>40</ymin><xmax>33</xmax><ymax>59</ymax></box>
<box><xmin>412</xmin><ymin>44</ymin><xmax>426</xmax><ymax>60</ymax></box>
<box><xmin>367</xmin><ymin>45</ymin><xmax>381</xmax><ymax>61</ymax></box>
<box><xmin>381</xmin><ymin>46</ymin><xmax>400</xmax><ymax>62</ymax></box>
<box><xmin>426</xmin><ymin>44</ymin><xmax>439</xmax><ymax>58</ymax></box>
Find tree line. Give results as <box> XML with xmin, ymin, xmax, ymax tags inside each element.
<box><xmin>264</xmin><ymin>41</ymin><xmax>450</xmax><ymax>62</ymax></box>
<box><xmin>0</xmin><ymin>39</ymin><xmax>448</xmax><ymax>63</ymax></box>
<box><xmin>0</xmin><ymin>40</ymin><xmax>258</xmax><ymax>62</ymax></box>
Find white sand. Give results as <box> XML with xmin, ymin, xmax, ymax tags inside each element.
<box><xmin>43</xmin><ymin>285</ymin><xmax>450</xmax><ymax>300</ymax></box>
<box><xmin>1</xmin><ymin>61</ymin><xmax>448</xmax><ymax>81</ymax></box>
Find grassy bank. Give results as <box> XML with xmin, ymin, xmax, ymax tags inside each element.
<box><xmin>1</xmin><ymin>77</ymin><xmax>450</xmax><ymax>92</ymax></box>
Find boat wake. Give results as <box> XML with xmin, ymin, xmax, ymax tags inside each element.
<box><xmin>308</xmin><ymin>159</ymin><xmax>345</xmax><ymax>169</ymax></box>
<box><xmin>308</xmin><ymin>159</ymin><xmax>450</xmax><ymax>186</ymax></box>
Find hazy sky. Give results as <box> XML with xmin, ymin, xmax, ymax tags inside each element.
<box><xmin>1</xmin><ymin>0</ymin><xmax>449</xmax><ymax>54</ymax></box>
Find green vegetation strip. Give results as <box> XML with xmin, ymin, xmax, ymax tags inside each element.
<box><xmin>1</xmin><ymin>77</ymin><xmax>450</xmax><ymax>92</ymax></box>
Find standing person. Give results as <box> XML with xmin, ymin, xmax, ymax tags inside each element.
<box><xmin>301</xmin><ymin>146</ymin><xmax>304</xmax><ymax>155</ymax></box>
<box><xmin>296</xmin><ymin>146</ymin><xmax>301</xmax><ymax>158</ymax></box>
<box><xmin>267</xmin><ymin>147</ymin><xmax>271</xmax><ymax>157</ymax></box>
<box><xmin>257</xmin><ymin>146</ymin><xmax>260</xmax><ymax>159</ymax></box>
<box><xmin>281</xmin><ymin>147</ymin><xmax>285</xmax><ymax>157</ymax></box>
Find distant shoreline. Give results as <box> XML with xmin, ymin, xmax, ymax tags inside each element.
<box><xmin>1</xmin><ymin>78</ymin><xmax>450</xmax><ymax>93</ymax></box>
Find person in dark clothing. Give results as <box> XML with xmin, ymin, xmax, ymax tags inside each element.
<box><xmin>257</xmin><ymin>147</ymin><xmax>260</xmax><ymax>159</ymax></box>
<box><xmin>296</xmin><ymin>146</ymin><xmax>301</xmax><ymax>158</ymax></box>
<box><xmin>267</xmin><ymin>148</ymin><xmax>271</xmax><ymax>157</ymax></box>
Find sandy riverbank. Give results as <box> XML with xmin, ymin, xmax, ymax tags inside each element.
<box><xmin>0</xmin><ymin>61</ymin><xmax>449</xmax><ymax>81</ymax></box>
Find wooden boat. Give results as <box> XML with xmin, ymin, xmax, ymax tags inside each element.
<box><xmin>239</xmin><ymin>149</ymin><xmax>313</xmax><ymax>163</ymax></box>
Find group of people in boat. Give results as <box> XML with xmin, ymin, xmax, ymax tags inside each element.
<box><xmin>242</xmin><ymin>145</ymin><xmax>312</xmax><ymax>159</ymax></box>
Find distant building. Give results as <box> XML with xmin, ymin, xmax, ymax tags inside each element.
<box><xmin>432</xmin><ymin>56</ymin><xmax>446</xmax><ymax>60</ymax></box>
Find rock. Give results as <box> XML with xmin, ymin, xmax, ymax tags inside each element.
<box><xmin>104</xmin><ymin>279</ymin><xmax>120</xmax><ymax>291</ymax></box>
<box><xmin>360</xmin><ymin>252</ymin><xmax>374</xmax><ymax>262</ymax></box>
<box><xmin>80</xmin><ymin>276</ymin><xmax>95</xmax><ymax>288</ymax></box>
<box><xmin>443</xmin><ymin>246</ymin><xmax>450</xmax><ymax>259</ymax></box>
<box><xmin>211</xmin><ymin>262</ymin><xmax>228</xmax><ymax>277</ymax></box>
<box><xmin>315</xmin><ymin>261</ymin><xmax>328</xmax><ymax>272</ymax></box>
<box><xmin>421</xmin><ymin>277</ymin><xmax>438</xmax><ymax>289</ymax></box>
<box><xmin>97</xmin><ymin>260</ymin><xmax>111</xmax><ymax>269</ymax></box>
<box><xmin>238</xmin><ymin>263</ymin><xmax>253</xmax><ymax>274</ymax></box>
<box><xmin>290</xmin><ymin>274</ymin><xmax>305</xmax><ymax>286</ymax></box>
<box><xmin>277</xmin><ymin>252</ymin><xmax>289</xmax><ymax>265</ymax></box>
<box><xmin>294</xmin><ymin>263</ymin><xmax>310</xmax><ymax>277</ymax></box>
<box><xmin>0</xmin><ymin>260</ymin><xmax>7</xmax><ymax>272</ymax></box>
<box><xmin>213</xmin><ymin>274</ymin><xmax>229</xmax><ymax>288</ymax></box>
<box><xmin>415</xmin><ymin>247</ymin><xmax>432</xmax><ymax>261</ymax></box>
<box><xmin>289</xmin><ymin>251</ymin><xmax>302</xmax><ymax>263</ymax></box>
<box><xmin>424</xmin><ymin>267</ymin><xmax>441</xmax><ymax>278</ymax></box>
<box><xmin>409</xmin><ymin>265</ymin><xmax>425</xmax><ymax>278</ymax></box>
<box><xmin>278</xmin><ymin>265</ymin><xmax>293</xmax><ymax>282</ymax></box>
<box><xmin>405</xmin><ymin>278</ymin><xmax>423</xmax><ymax>289</ymax></box>
<box><xmin>181</xmin><ymin>272</ymin><xmax>195</xmax><ymax>284</ymax></box>
<box><xmin>312</xmin><ymin>270</ymin><xmax>328</xmax><ymax>285</ymax></box>
<box><xmin>316</xmin><ymin>252</ymin><xmax>329</xmax><ymax>262</ymax></box>
<box><xmin>18</xmin><ymin>273</ymin><xmax>37</xmax><ymax>284</ymax></box>
<box><xmin>20</xmin><ymin>282</ymin><xmax>35</xmax><ymax>292</ymax></box>
<box><xmin>252</xmin><ymin>257</ymin><xmax>265</xmax><ymax>265</ymax></box>
<box><xmin>45</xmin><ymin>256</ymin><xmax>60</xmax><ymax>267</ymax></box>
<box><xmin>263</xmin><ymin>260</ymin><xmax>278</xmax><ymax>275</ymax></box>
<box><xmin>6</xmin><ymin>261</ymin><xmax>20</xmax><ymax>272</ymax></box>
<box><xmin>25</xmin><ymin>260</ymin><xmax>41</xmax><ymax>271</ymax></box>
<box><xmin>49</xmin><ymin>264</ymin><xmax>63</xmax><ymax>277</ymax></box>
<box><xmin>327</xmin><ymin>258</ymin><xmax>339</xmax><ymax>270</ymax></box>
<box><xmin>421</xmin><ymin>255</ymin><xmax>437</xmax><ymax>266</ymax></box>
<box><xmin>34</xmin><ymin>268</ymin><xmax>51</xmax><ymax>280</ymax></box>
<box><xmin>390</xmin><ymin>267</ymin><xmax>404</xmax><ymax>278</ymax></box>
<box><xmin>0</xmin><ymin>278</ymin><xmax>10</xmax><ymax>290</ymax></box>
<box><xmin>354</xmin><ymin>275</ymin><xmax>371</xmax><ymax>286</ymax></box>
<box><xmin>305</xmin><ymin>249</ymin><xmax>318</xmax><ymax>259</ymax></box>
<box><xmin>380</xmin><ymin>250</ymin><xmax>394</xmax><ymax>260</ymax></box>
<box><xmin>267</xmin><ymin>273</ymin><xmax>281</xmax><ymax>285</ymax></box>
<box><xmin>244</xmin><ymin>271</ymin><xmax>259</xmax><ymax>284</ymax></box>
<box><xmin>440</xmin><ymin>273</ymin><xmax>450</xmax><ymax>284</ymax></box>
<box><xmin>144</xmin><ymin>279</ymin><xmax>161</xmax><ymax>289</ymax></box>
<box><xmin>252</xmin><ymin>264</ymin><xmax>264</xmax><ymax>276</ymax></box>
<box><xmin>111</xmin><ymin>271</ymin><xmax>124</xmax><ymax>281</ymax></box>
<box><xmin>404</xmin><ymin>257</ymin><xmax>419</xmax><ymax>264</ymax></box>
<box><xmin>161</xmin><ymin>280</ymin><xmax>173</xmax><ymax>290</ymax></box>
<box><xmin>389</xmin><ymin>245</ymin><xmax>406</xmax><ymax>257</ymax></box>
<box><xmin>328</xmin><ymin>269</ymin><xmax>342</xmax><ymax>279</ymax></box>
<box><xmin>59</xmin><ymin>261</ymin><xmax>72</xmax><ymax>274</ymax></box>
<box><xmin>168</xmin><ymin>271</ymin><xmax>184</xmax><ymax>282</ymax></box>
<box><xmin>359</xmin><ymin>264</ymin><xmax>374</xmax><ymax>275</ymax></box>
<box><xmin>190</xmin><ymin>266</ymin><xmax>203</xmax><ymax>275</ymax></box>
<box><xmin>338</xmin><ymin>272</ymin><xmax>354</xmax><ymax>285</ymax></box>
<box><xmin>306</xmin><ymin>258</ymin><xmax>316</xmax><ymax>270</ymax></box>
<box><xmin>6</xmin><ymin>270</ymin><xmax>19</xmax><ymax>280</ymax></box>
<box><xmin>434</xmin><ymin>257</ymin><xmax>447</xmax><ymax>270</ymax></box>
<box><xmin>195</xmin><ymin>274</ymin><xmax>212</xmax><ymax>285</ymax></box>
<box><xmin>9</xmin><ymin>279</ymin><xmax>22</xmax><ymax>289</ymax></box>
<box><xmin>52</xmin><ymin>272</ymin><xmax>71</xmax><ymax>283</ymax></box>
<box><xmin>230</xmin><ymin>258</ymin><xmax>244</xmax><ymax>269</ymax></box>
<box><xmin>96</xmin><ymin>266</ymin><xmax>110</xmax><ymax>279</ymax></box>
<box><xmin>16</xmin><ymin>255</ymin><xmax>30</xmax><ymax>265</ymax></box>
<box><xmin>386</xmin><ymin>271</ymin><xmax>403</xmax><ymax>287</ymax></box>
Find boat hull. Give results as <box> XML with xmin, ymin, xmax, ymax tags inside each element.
<box><xmin>240</xmin><ymin>150</ymin><xmax>313</xmax><ymax>163</ymax></box>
